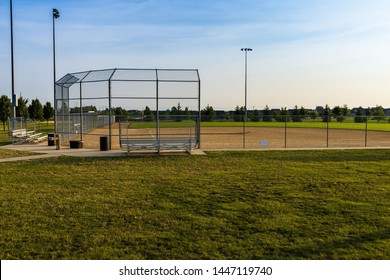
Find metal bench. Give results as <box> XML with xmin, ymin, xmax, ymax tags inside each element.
<box><xmin>120</xmin><ymin>139</ymin><xmax>158</xmax><ymax>154</ymax></box>
<box><xmin>26</xmin><ymin>133</ymin><xmax>48</xmax><ymax>143</ymax></box>
<box><xmin>10</xmin><ymin>129</ymin><xmax>28</xmax><ymax>138</ymax></box>
<box><xmin>120</xmin><ymin>138</ymin><xmax>195</xmax><ymax>154</ymax></box>
<box><xmin>159</xmin><ymin>139</ymin><xmax>194</xmax><ymax>151</ymax></box>
<box><xmin>9</xmin><ymin>129</ymin><xmax>48</xmax><ymax>144</ymax></box>
<box><xmin>33</xmin><ymin>135</ymin><xmax>48</xmax><ymax>143</ymax></box>
<box><xmin>10</xmin><ymin>129</ymin><xmax>34</xmax><ymax>143</ymax></box>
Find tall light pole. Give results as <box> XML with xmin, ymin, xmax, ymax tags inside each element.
<box><xmin>241</xmin><ymin>48</ymin><xmax>252</xmax><ymax>149</ymax></box>
<box><xmin>10</xmin><ymin>0</ymin><xmax>16</xmax><ymax>129</ymax></box>
<box><xmin>53</xmin><ymin>8</ymin><xmax>60</xmax><ymax>146</ymax></box>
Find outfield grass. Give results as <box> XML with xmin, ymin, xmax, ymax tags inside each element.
<box><xmin>1</xmin><ymin>150</ymin><xmax>389</xmax><ymax>260</ymax></box>
<box><xmin>129</xmin><ymin>119</ymin><xmax>390</xmax><ymax>132</ymax></box>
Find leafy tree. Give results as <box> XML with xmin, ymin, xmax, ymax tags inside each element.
<box><xmin>309</xmin><ymin>110</ymin><xmax>319</xmax><ymax>120</ymax></box>
<box><xmin>262</xmin><ymin>105</ymin><xmax>272</xmax><ymax>122</ymax></box>
<box><xmin>143</xmin><ymin>106</ymin><xmax>154</xmax><ymax>122</ymax></box>
<box><xmin>372</xmin><ymin>105</ymin><xmax>385</xmax><ymax>122</ymax></box>
<box><xmin>322</xmin><ymin>104</ymin><xmax>332</xmax><ymax>122</ymax></box>
<box><xmin>16</xmin><ymin>96</ymin><xmax>29</xmax><ymax>119</ymax></box>
<box><xmin>71</xmin><ymin>105</ymin><xmax>97</xmax><ymax>114</ymax></box>
<box><xmin>43</xmin><ymin>102</ymin><xmax>54</xmax><ymax>125</ymax></box>
<box><xmin>164</xmin><ymin>110</ymin><xmax>171</xmax><ymax>120</ymax></box>
<box><xmin>84</xmin><ymin>105</ymin><xmax>97</xmax><ymax>112</ymax></box>
<box><xmin>291</xmin><ymin>105</ymin><xmax>306</xmax><ymax>122</ymax></box>
<box><xmin>201</xmin><ymin>105</ymin><xmax>216</xmax><ymax>121</ymax></box>
<box><xmin>354</xmin><ymin>106</ymin><xmax>366</xmax><ymax>123</ymax></box>
<box><xmin>71</xmin><ymin>107</ymin><xmax>81</xmax><ymax>113</ymax></box>
<box><xmin>171</xmin><ymin>103</ymin><xmax>183</xmax><ymax>121</ymax></box>
<box><xmin>184</xmin><ymin>106</ymin><xmax>191</xmax><ymax>120</ymax></box>
<box><xmin>171</xmin><ymin>103</ymin><xmax>182</xmax><ymax>115</ymax></box>
<box><xmin>250</xmin><ymin>109</ymin><xmax>261</xmax><ymax>122</ymax></box>
<box><xmin>0</xmin><ymin>95</ymin><xmax>12</xmax><ymax>130</ymax></box>
<box><xmin>234</xmin><ymin>105</ymin><xmax>245</xmax><ymax>122</ymax></box>
<box><xmin>341</xmin><ymin>105</ymin><xmax>350</xmax><ymax>117</ymax></box>
<box><xmin>332</xmin><ymin>106</ymin><xmax>343</xmax><ymax>122</ymax></box>
<box><xmin>28</xmin><ymin>98</ymin><xmax>44</xmax><ymax>121</ymax></box>
<box><xmin>281</xmin><ymin>107</ymin><xmax>291</xmax><ymax>122</ymax></box>
<box><xmin>274</xmin><ymin>107</ymin><xmax>290</xmax><ymax>122</ymax></box>
<box><xmin>365</xmin><ymin>107</ymin><xmax>372</xmax><ymax>116</ymax></box>
<box><xmin>332</xmin><ymin>105</ymin><xmax>350</xmax><ymax>122</ymax></box>
<box><xmin>112</xmin><ymin>107</ymin><xmax>128</xmax><ymax>116</ymax></box>
<box><xmin>112</xmin><ymin>107</ymin><xmax>129</xmax><ymax>121</ymax></box>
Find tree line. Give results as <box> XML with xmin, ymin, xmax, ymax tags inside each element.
<box><xmin>0</xmin><ymin>95</ymin><xmax>54</xmax><ymax>130</ymax></box>
<box><xmin>2</xmin><ymin>95</ymin><xmax>388</xmax><ymax>131</ymax></box>
<box><xmin>104</xmin><ymin>103</ymin><xmax>192</xmax><ymax>122</ymax></box>
<box><xmin>201</xmin><ymin>104</ymin><xmax>389</xmax><ymax>123</ymax></box>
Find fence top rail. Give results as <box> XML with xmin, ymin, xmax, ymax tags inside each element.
<box><xmin>56</xmin><ymin>68</ymin><xmax>200</xmax><ymax>88</ymax></box>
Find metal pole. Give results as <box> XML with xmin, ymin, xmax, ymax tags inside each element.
<box><xmin>79</xmin><ymin>82</ymin><xmax>83</xmax><ymax>142</ymax></box>
<box><xmin>326</xmin><ymin>115</ymin><xmax>329</xmax><ymax>148</ymax></box>
<box><xmin>241</xmin><ymin>48</ymin><xmax>252</xmax><ymax>149</ymax></box>
<box><xmin>108</xmin><ymin>80</ymin><xmax>112</xmax><ymax>150</ymax></box>
<box><xmin>156</xmin><ymin>69</ymin><xmax>160</xmax><ymax>153</ymax></box>
<box><xmin>365</xmin><ymin>115</ymin><xmax>368</xmax><ymax>147</ymax></box>
<box><xmin>285</xmin><ymin>116</ymin><xmax>287</xmax><ymax>148</ymax></box>
<box><xmin>10</xmin><ymin>0</ymin><xmax>16</xmax><ymax>130</ymax></box>
<box><xmin>244</xmin><ymin>50</ymin><xmax>247</xmax><ymax>149</ymax></box>
<box><xmin>198</xmin><ymin>77</ymin><xmax>201</xmax><ymax>149</ymax></box>
<box><xmin>53</xmin><ymin>8</ymin><xmax>60</xmax><ymax>147</ymax></box>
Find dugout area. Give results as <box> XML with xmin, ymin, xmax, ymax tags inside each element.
<box><xmin>55</xmin><ymin>68</ymin><xmax>201</xmax><ymax>153</ymax></box>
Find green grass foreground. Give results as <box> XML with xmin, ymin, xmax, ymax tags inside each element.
<box><xmin>0</xmin><ymin>130</ymin><xmax>10</xmax><ymax>146</ymax></box>
<box><xmin>0</xmin><ymin>149</ymin><xmax>38</xmax><ymax>159</ymax></box>
<box><xmin>1</xmin><ymin>150</ymin><xmax>390</xmax><ymax>259</ymax></box>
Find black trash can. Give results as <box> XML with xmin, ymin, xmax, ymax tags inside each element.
<box><xmin>48</xmin><ymin>133</ymin><xmax>55</xmax><ymax>146</ymax></box>
<box><xmin>70</xmin><ymin>140</ymin><xmax>83</xmax><ymax>149</ymax></box>
<box><xmin>100</xmin><ymin>136</ymin><xmax>109</xmax><ymax>151</ymax></box>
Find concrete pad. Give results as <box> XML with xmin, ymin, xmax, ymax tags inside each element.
<box><xmin>0</xmin><ymin>142</ymin><xmax>206</xmax><ymax>162</ymax></box>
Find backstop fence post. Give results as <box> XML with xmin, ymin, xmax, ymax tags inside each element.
<box><xmin>284</xmin><ymin>116</ymin><xmax>287</xmax><ymax>148</ymax></box>
<box><xmin>80</xmin><ymin>81</ymin><xmax>83</xmax><ymax>142</ymax></box>
<box><xmin>365</xmin><ymin>116</ymin><xmax>368</xmax><ymax>147</ymax></box>
<box><xmin>156</xmin><ymin>69</ymin><xmax>160</xmax><ymax>150</ymax></box>
<box><xmin>108</xmin><ymin>80</ymin><xmax>112</xmax><ymax>150</ymax></box>
<box><xmin>327</xmin><ymin>115</ymin><xmax>329</xmax><ymax>148</ymax></box>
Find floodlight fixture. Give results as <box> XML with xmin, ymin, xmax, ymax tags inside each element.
<box><xmin>53</xmin><ymin>8</ymin><xmax>60</xmax><ymax>18</ymax></box>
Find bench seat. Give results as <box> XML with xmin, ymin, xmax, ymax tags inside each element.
<box><xmin>120</xmin><ymin>138</ymin><xmax>196</xmax><ymax>154</ymax></box>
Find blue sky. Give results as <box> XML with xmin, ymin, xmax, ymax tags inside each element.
<box><xmin>0</xmin><ymin>0</ymin><xmax>389</xmax><ymax>110</ymax></box>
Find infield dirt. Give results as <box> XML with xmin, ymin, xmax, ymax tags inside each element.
<box><xmin>70</xmin><ymin>124</ymin><xmax>390</xmax><ymax>150</ymax></box>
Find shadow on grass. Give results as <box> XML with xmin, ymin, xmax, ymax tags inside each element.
<box><xmin>278</xmin><ymin>230</ymin><xmax>390</xmax><ymax>259</ymax></box>
<box><xmin>210</xmin><ymin>149</ymin><xmax>390</xmax><ymax>163</ymax></box>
